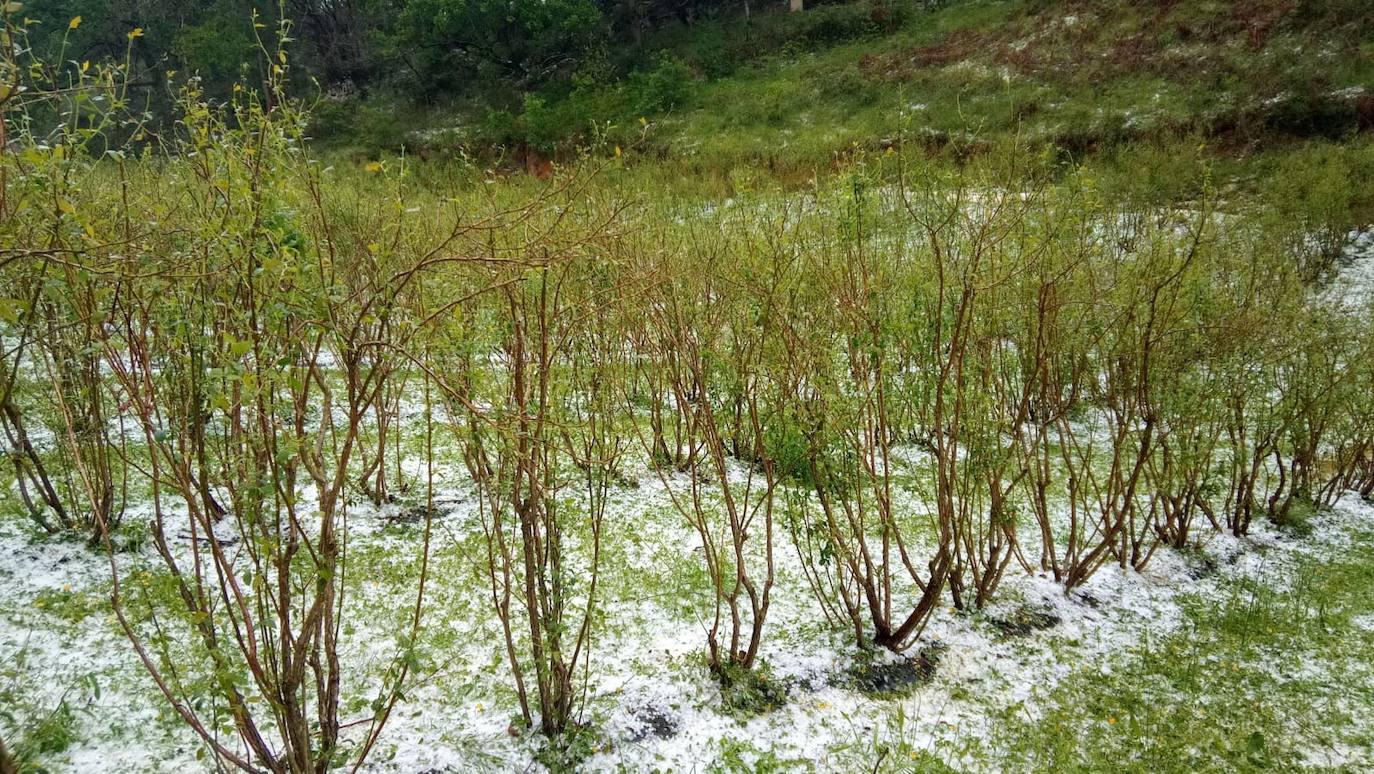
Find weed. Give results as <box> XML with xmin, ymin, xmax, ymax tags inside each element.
<box><xmin>713</xmin><ymin>660</ymin><xmax>789</xmax><ymax>719</ymax></box>
<box><xmin>532</xmin><ymin>720</ymin><xmax>605</xmax><ymax>773</ymax></box>
<box><xmin>31</xmin><ymin>587</ymin><xmax>101</xmax><ymax>625</ymax></box>
<box><xmin>709</xmin><ymin>736</ymin><xmax>811</xmax><ymax>773</ymax></box>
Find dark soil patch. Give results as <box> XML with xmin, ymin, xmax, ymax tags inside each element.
<box><xmin>988</xmin><ymin>604</ymin><xmax>1061</xmax><ymax>637</ymax></box>
<box><xmin>786</xmin><ymin>671</ymin><xmax>822</xmax><ymax>692</ymax></box>
<box><xmin>858</xmin><ymin>28</ymin><xmax>988</xmax><ymax>83</ymax></box>
<box><xmin>845</xmin><ymin>643</ymin><xmax>944</xmax><ymax>697</ymax></box>
<box><xmin>627</xmin><ymin>704</ymin><xmax>679</xmax><ymax>742</ymax></box>
<box><xmin>1074</xmin><ymin>590</ymin><xmax>1103</xmax><ymax>609</ymax></box>
<box><xmin>382</xmin><ymin>503</ymin><xmax>453</xmax><ymax>527</ymax></box>
<box><xmin>1187</xmin><ymin>553</ymin><xmax>1220</xmax><ymax>580</ymax></box>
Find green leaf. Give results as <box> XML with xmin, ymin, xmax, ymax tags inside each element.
<box><xmin>0</xmin><ymin>297</ymin><xmax>25</xmax><ymax>324</ymax></box>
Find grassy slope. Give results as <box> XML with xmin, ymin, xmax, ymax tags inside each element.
<box><xmin>369</xmin><ymin>0</ymin><xmax>1373</xmax><ymax>179</ymax></box>
<box><xmin>988</xmin><ymin>524</ymin><xmax>1374</xmax><ymax>771</ymax></box>
<box><xmin>655</xmin><ymin>0</ymin><xmax>1374</xmax><ymax>168</ymax></box>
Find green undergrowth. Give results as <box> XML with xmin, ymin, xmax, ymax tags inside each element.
<box><xmin>985</xmin><ymin>529</ymin><xmax>1374</xmax><ymax>772</ymax></box>
<box><xmin>714</xmin><ymin>659</ymin><xmax>790</xmax><ymax>719</ymax></box>
<box><xmin>332</xmin><ymin>0</ymin><xmax>1374</xmax><ymax>180</ymax></box>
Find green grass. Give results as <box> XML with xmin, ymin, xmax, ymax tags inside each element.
<box><xmin>983</xmin><ymin>529</ymin><xmax>1374</xmax><ymax>772</ymax></box>
<box><xmin>30</xmin><ymin>587</ymin><xmax>103</xmax><ymax>625</ymax></box>
<box><xmin>330</xmin><ymin>0</ymin><xmax>1373</xmax><ymax>182</ymax></box>
<box><xmin>0</xmin><ymin>640</ymin><xmax>95</xmax><ymax>772</ymax></box>
<box><xmin>805</xmin><ymin>524</ymin><xmax>1374</xmax><ymax>772</ymax></box>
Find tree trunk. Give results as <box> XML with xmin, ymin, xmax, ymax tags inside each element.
<box><xmin>790</xmin><ymin>0</ymin><xmax>803</xmax><ymax>11</ymax></box>
<box><xmin>0</xmin><ymin>733</ymin><xmax>18</xmax><ymax>774</ymax></box>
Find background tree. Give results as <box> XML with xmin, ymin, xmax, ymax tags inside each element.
<box><xmin>395</xmin><ymin>0</ymin><xmax>606</xmax><ymax>98</ymax></box>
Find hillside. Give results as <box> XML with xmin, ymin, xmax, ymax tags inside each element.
<box><xmin>327</xmin><ymin>0</ymin><xmax>1374</xmax><ymax>171</ymax></box>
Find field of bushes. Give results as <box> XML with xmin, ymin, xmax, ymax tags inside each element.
<box><xmin>3</xmin><ymin>3</ymin><xmax>1374</xmax><ymax>772</ymax></box>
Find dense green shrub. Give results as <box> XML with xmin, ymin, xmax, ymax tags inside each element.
<box><xmin>396</xmin><ymin>0</ymin><xmax>607</xmax><ymax>98</ymax></box>
<box><xmin>786</xmin><ymin>2</ymin><xmax>888</xmax><ymax>45</ymax></box>
<box><xmin>631</xmin><ymin>54</ymin><xmax>694</xmax><ymax>114</ymax></box>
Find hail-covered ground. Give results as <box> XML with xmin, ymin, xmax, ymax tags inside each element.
<box><xmin>2</xmin><ymin>235</ymin><xmax>1372</xmax><ymax>772</ymax></box>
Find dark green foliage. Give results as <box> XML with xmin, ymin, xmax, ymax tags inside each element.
<box><xmin>762</xmin><ymin>420</ymin><xmax>813</xmax><ymax>488</ymax></box>
<box><xmin>168</xmin><ymin>2</ymin><xmax>258</xmax><ymax>92</ymax></box>
<box><xmin>1271</xmin><ymin>494</ymin><xmax>1318</xmax><ymax>539</ymax></box>
<box><xmin>629</xmin><ymin>53</ymin><xmax>692</xmax><ymax>114</ymax></box>
<box><xmin>781</xmin><ymin>1</ymin><xmax>897</xmax><ymax>46</ymax></box>
<box><xmin>16</xmin><ymin>0</ymin><xmax>279</xmax><ymax>118</ymax></box>
<box><xmin>713</xmin><ymin>660</ymin><xmax>788</xmax><ymax>718</ymax></box>
<box><xmin>0</xmin><ymin>657</ymin><xmax>89</xmax><ymax>773</ymax></box>
<box><xmin>532</xmin><ymin>721</ymin><xmax>604</xmax><ymax>773</ymax></box>
<box><xmin>7</xmin><ymin>701</ymin><xmax>79</xmax><ymax>771</ymax></box>
<box><xmin>309</xmin><ymin>97</ymin><xmax>417</xmax><ymax>151</ymax></box>
<box><xmin>27</xmin><ymin>0</ymin><xmax>1372</xmax><ymax>165</ymax></box>
<box><xmin>516</xmin><ymin>94</ymin><xmax>566</xmax><ymax>153</ymax></box>
<box><xmin>396</xmin><ymin>0</ymin><xmax>607</xmax><ymax>97</ymax></box>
